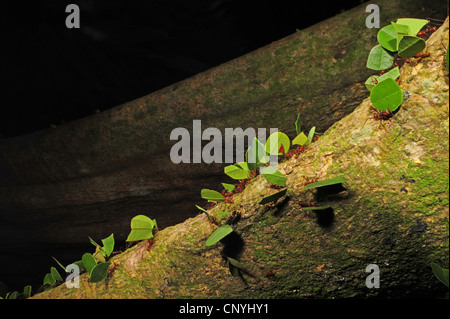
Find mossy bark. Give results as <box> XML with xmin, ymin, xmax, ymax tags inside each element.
<box><xmin>33</xmin><ymin>18</ymin><xmax>449</xmax><ymax>299</ymax></box>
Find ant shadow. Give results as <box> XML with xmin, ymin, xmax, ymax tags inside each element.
<box><xmin>220</xmin><ymin>231</ymin><xmax>245</xmax><ymax>260</ymax></box>
<box><xmin>312</xmin><ymin>182</ymin><xmax>351</xmax><ymax>229</ymax></box>
<box><xmin>313</xmin><ymin>207</ymin><xmax>335</xmax><ymax>228</ymax></box>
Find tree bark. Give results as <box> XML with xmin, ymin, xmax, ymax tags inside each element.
<box><xmin>0</xmin><ymin>0</ymin><xmax>447</xmax><ymax>290</ymax></box>
<box><xmin>33</xmin><ymin>17</ymin><xmax>449</xmax><ymax>299</ymax></box>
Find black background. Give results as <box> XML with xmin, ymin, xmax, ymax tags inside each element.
<box><xmin>1</xmin><ymin>0</ymin><xmax>364</xmax><ymax>138</ymax></box>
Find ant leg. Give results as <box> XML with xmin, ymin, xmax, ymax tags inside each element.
<box><xmin>362</xmin><ymin>117</ymin><xmax>372</xmax><ymax>128</ymax></box>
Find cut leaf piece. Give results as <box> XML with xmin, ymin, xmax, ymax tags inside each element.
<box><xmin>126</xmin><ymin>229</ymin><xmax>155</xmax><ymax>242</ymax></box>
<box><xmin>90</xmin><ymin>262</ymin><xmax>111</xmax><ymax>283</ymax></box>
<box><xmin>430</xmin><ymin>263</ymin><xmax>449</xmax><ymax>287</ymax></box>
<box><xmin>23</xmin><ymin>285</ymin><xmax>32</xmax><ymax>299</ymax></box>
<box><xmin>365</xmin><ymin>75</ymin><xmax>379</xmax><ymax>92</ymax></box>
<box><xmin>221</xmin><ymin>183</ymin><xmax>235</xmax><ymax>192</ymax></box>
<box><xmin>292</xmin><ymin>132</ymin><xmax>309</xmax><ymax>146</ymax></box>
<box><xmin>390</xmin><ymin>22</ymin><xmax>409</xmax><ymax>49</ymax></box>
<box><xmin>370</xmin><ymin>78</ymin><xmax>403</xmax><ymax>112</ymax></box>
<box><xmin>295</xmin><ymin>113</ymin><xmax>302</xmax><ymax>135</ymax></box>
<box><xmin>200</xmin><ymin>189</ymin><xmax>225</xmax><ymax>202</ymax></box>
<box><xmin>246</xmin><ymin>138</ymin><xmax>267</xmax><ymax>170</ymax></box>
<box><xmin>378</xmin><ymin>66</ymin><xmax>400</xmax><ymax>82</ymax></box>
<box><xmin>93</xmin><ymin>247</ymin><xmax>106</xmax><ymax>263</ymax></box>
<box><xmin>307</xmin><ymin>126</ymin><xmax>316</xmax><ymax>144</ymax></box>
<box><xmin>89</xmin><ymin>237</ymin><xmax>102</xmax><ymax>249</ymax></box>
<box><xmin>52</xmin><ymin>256</ymin><xmax>67</xmax><ymax>272</ymax></box>
<box><xmin>262</xmin><ymin>167</ymin><xmax>286</xmax><ymax>187</ymax></box>
<box><xmin>82</xmin><ymin>253</ymin><xmax>97</xmax><ymax>274</ymax></box>
<box><xmin>398</xmin><ymin>35</ymin><xmax>426</xmax><ymax>58</ymax></box>
<box><xmin>304</xmin><ymin>176</ymin><xmax>347</xmax><ymax>190</ymax></box>
<box><xmin>102</xmin><ymin>233</ymin><xmax>115</xmax><ymax>257</ymax></box>
<box><xmin>265</xmin><ymin>132</ymin><xmax>290</xmax><ymax>155</ymax></box>
<box><xmin>301</xmin><ymin>206</ymin><xmax>332</xmax><ymax>210</ymax></box>
<box><xmin>396</xmin><ymin>18</ymin><xmax>429</xmax><ymax>36</ymax></box>
<box><xmin>126</xmin><ymin>215</ymin><xmax>157</xmax><ymax>242</ymax></box>
<box><xmin>195</xmin><ymin>205</ymin><xmax>208</xmax><ymax>213</ymax></box>
<box><xmin>391</xmin><ymin>22</ymin><xmax>410</xmax><ymax>35</ymax></box>
<box><xmin>43</xmin><ymin>273</ymin><xmax>55</xmax><ymax>286</ymax></box>
<box><xmin>206</xmin><ymin>225</ymin><xmax>233</xmax><ymax>246</ymax></box>
<box><xmin>259</xmin><ymin>188</ymin><xmax>287</xmax><ymax>205</ymax></box>
<box><xmin>50</xmin><ymin>267</ymin><xmax>63</xmax><ymax>282</ymax></box>
<box><xmin>224</xmin><ymin>163</ymin><xmax>250</xmax><ymax>180</ymax></box>
<box><xmin>366</xmin><ymin>44</ymin><xmax>395</xmax><ymax>71</ymax></box>
<box><xmin>377</xmin><ymin>24</ymin><xmax>398</xmax><ymax>52</ymax></box>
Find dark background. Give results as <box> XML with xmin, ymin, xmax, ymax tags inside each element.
<box><xmin>1</xmin><ymin>0</ymin><xmax>364</xmax><ymax>139</ymax></box>
<box><xmin>1</xmin><ymin>0</ymin><xmax>372</xmax><ymax>293</ymax></box>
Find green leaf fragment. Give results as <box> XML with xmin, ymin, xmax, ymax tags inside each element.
<box><xmin>398</xmin><ymin>36</ymin><xmax>426</xmax><ymax>58</ymax></box>
<box><xmin>126</xmin><ymin>215</ymin><xmax>157</xmax><ymax>242</ymax></box>
<box><xmin>195</xmin><ymin>205</ymin><xmax>209</xmax><ymax>213</ymax></box>
<box><xmin>301</xmin><ymin>206</ymin><xmax>332</xmax><ymax>210</ymax></box>
<box><xmin>396</xmin><ymin>18</ymin><xmax>429</xmax><ymax>36</ymax></box>
<box><xmin>262</xmin><ymin>167</ymin><xmax>286</xmax><ymax>187</ymax></box>
<box><xmin>224</xmin><ymin>163</ymin><xmax>250</xmax><ymax>180</ymax></box>
<box><xmin>259</xmin><ymin>188</ymin><xmax>287</xmax><ymax>205</ymax></box>
<box><xmin>391</xmin><ymin>22</ymin><xmax>410</xmax><ymax>35</ymax></box>
<box><xmin>43</xmin><ymin>273</ymin><xmax>55</xmax><ymax>286</ymax></box>
<box><xmin>52</xmin><ymin>256</ymin><xmax>67</xmax><ymax>272</ymax></box>
<box><xmin>246</xmin><ymin>138</ymin><xmax>267</xmax><ymax>168</ymax></box>
<box><xmin>126</xmin><ymin>229</ymin><xmax>154</xmax><ymax>242</ymax></box>
<box><xmin>6</xmin><ymin>291</ymin><xmax>18</xmax><ymax>299</ymax></box>
<box><xmin>431</xmin><ymin>263</ymin><xmax>449</xmax><ymax>287</ymax></box>
<box><xmin>303</xmin><ymin>176</ymin><xmax>347</xmax><ymax>190</ymax></box>
<box><xmin>307</xmin><ymin>126</ymin><xmax>316</xmax><ymax>144</ymax></box>
<box><xmin>201</xmin><ymin>189</ymin><xmax>225</xmax><ymax>202</ymax></box>
<box><xmin>370</xmin><ymin>78</ymin><xmax>403</xmax><ymax>112</ymax></box>
<box><xmin>93</xmin><ymin>248</ymin><xmax>106</xmax><ymax>263</ymax></box>
<box><xmin>206</xmin><ymin>225</ymin><xmax>233</xmax><ymax>246</ymax></box>
<box><xmin>265</xmin><ymin>132</ymin><xmax>290</xmax><ymax>155</ymax></box>
<box><xmin>377</xmin><ymin>25</ymin><xmax>398</xmax><ymax>52</ymax></box>
<box><xmin>295</xmin><ymin>113</ymin><xmax>302</xmax><ymax>135</ymax></box>
<box><xmin>23</xmin><ymin>285</ymin><xmax>32</xmax><ymax>299</ymax></box>
<box><xmin>292</xmin><ymin>132</ymin><xmax>309</xmax><ymax>146</ymax></box>
<box><xmin>365</xmin><ymin>75</ymin><xmax>379</xmax><ymax>92</ymax></box>
<box><xmin>366</xmin><ymin>44</ymin><xmax>395</xmax><ymax>71</ymax></box>
<box><xmin>90</xmin><ymin>262</ymin><xmax>111</xmax><ymax>283</ymax></box>
<box><xmin>378</xmin><ymin>66</ymin><xmax>400</xmax><ymax>82</ymax></box>
<box><xmin>82</xmin><ymin>253</ymin><xmax>97</xmax><ymax>274</ymax></box>
<box><xmin>102</xmin><ymin>233</ymin><xmax>115</xmax><ymax>257</ymax></box>
<box><xmin>89</xmin><ymin>237</ymin><xmax>101</xmax><ymax>248</ymax></box>
<box><xmin>50</xmin><ymin>267</ymin><xmax>63</xmax><ymax>282</ymax></box>
<box><xmin>221</xmin><ymin>183</ymin><xmax>235</xmax><ymax>192</ymax></box>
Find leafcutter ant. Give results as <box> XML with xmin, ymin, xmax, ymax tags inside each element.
<box><xmin>108</xmin><ymin>263</ymin><xmax>118</xmax><ymax>276</ymax></box>
<box><xmin>363</xmin><ymin>105</ymin><xmax>395</xmax><ymax>129</ymax></box>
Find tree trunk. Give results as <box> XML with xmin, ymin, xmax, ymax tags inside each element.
<box><xmin>0</xmin><ymin>0</ymin><xmax>447</xmax><ymax>290</ymax></box>
<box><xmin>32</xmin><ymin>17</ymin><xmax>449</xmax><ymax>299</ymax></box>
